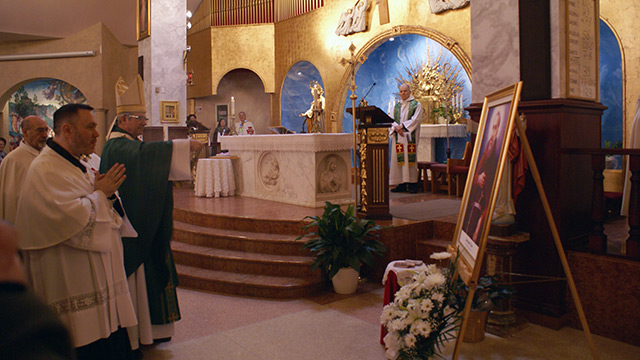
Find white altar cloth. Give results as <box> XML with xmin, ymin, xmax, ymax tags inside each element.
<box><xmin>220</xmin><ymin>134</ymin><xmax>353</xmax><ymax>207</ymax></box>
<box><xmin>194</xmin><ymin>157</ymin><xmax>235</xmax><ymax>198</ymax></box>
<box><xmin>418</xmin><ymin>124</ymin><xmax>468</xmax><ymax>162</ymax></box>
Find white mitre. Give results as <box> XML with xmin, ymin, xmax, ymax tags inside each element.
<box><xmin>107</xmin><ymin>75</ymin><xmax>146</xmax><ymax>138</ymax></box>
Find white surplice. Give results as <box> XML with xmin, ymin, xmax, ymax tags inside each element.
<box><xmin>15</xmin><ymin>145</ymin><xmax>137</xmax><ymax>348</ymax></box>
<box><xmin>0</xmin><ymin>140</ymin><xmax>40</xmax><ymax>223</ymax></box>
<box><xmin>105</xmin><ymin>131</ymin><xmax>191</xmax><ymax>349</ymax></box>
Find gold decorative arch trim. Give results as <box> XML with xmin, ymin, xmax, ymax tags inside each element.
<box><xmin>336</xmin><ymin>26</ymin><xmax>472</xmax><ymax>132</ymax></box>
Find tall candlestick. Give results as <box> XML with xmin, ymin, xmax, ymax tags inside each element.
<box><xmin>231</xmin><ymin>96</ymin><xmax>236</xmax><ymax>117</ymax></box>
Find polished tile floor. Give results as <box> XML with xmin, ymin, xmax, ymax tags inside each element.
<box><xmin>142</xmin><ymin>284</ymin><xmax>639</xmax><ymax>359</ymax></box>
<box><xmin>154</xmin><ymin>190</ymin><xmax>636</xmax><ymax>359</ymax></box>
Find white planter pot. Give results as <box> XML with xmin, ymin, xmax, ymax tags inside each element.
<box><xmin>331</xmin><ymin>267</ymin><xmax>359</xmax><ymax>294</ymax></box>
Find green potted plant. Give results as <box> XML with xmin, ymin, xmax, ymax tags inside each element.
<box><xmin>432</xmin><ymin>106</ymin><xmax>455</xmax><ymax>124</ymax></box>
<box><xmin>297</xmin><ymin>201</ymin><xmax>387</xmax><ymax>294</ymax></box>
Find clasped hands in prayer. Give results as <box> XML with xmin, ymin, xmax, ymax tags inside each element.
<box><xmin>391</xmin><ymin>123</ymin><xmax>406</xmax><ymax>136</ymax></box>
<box><xmin>95</xmin><ymin>163</ymin><xmax>126</xmax><ymax>197</ymax></box>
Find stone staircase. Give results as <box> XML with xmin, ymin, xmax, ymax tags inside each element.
<box><xmin>171</xmin><ymin>207</ymin><xmax>325</xmax><ymax>298</ymax></box>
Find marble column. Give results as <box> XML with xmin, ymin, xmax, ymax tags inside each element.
<box><xmin>470</xmin><ymin>0</ymin><xmax>520</xmax><ymax>103</ymax></box>
<box><xmin>139</xmin><ymin>0</ymin><xmax>187</xmax><ymax>132</ymax></box>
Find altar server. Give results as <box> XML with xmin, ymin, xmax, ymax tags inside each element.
<box><xmin>15</xmin><ymin>103</ymin><xmax>138</xmax><ymax>359</ymax></box>
<box><xmin>0</xmin><ymin>115</ymin><xmax>48</xmax><ymax>223</ymax></box>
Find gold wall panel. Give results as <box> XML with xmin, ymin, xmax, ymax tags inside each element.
<box><xmin>272</xmin><ymin>0</ymin><xmax>471</xmax><ymax>132</ymax></box>
<box><xmin>211</xmin><ymin>24</ymin><xmax>276</xmax><ymax>95</ymax></box>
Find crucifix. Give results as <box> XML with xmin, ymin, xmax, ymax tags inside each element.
<box><xmin>340</xmin><ymin>43</ymin><xmax>367</xmax><ymax>208</ymax></box>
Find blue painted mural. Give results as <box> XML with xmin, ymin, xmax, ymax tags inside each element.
<box><xmin>599</xmin><ymin>19</ymin><xmax>623</xmax><ymax>168</ymax></box>
<box><xmin>280</xmin><ymin>62</ymin><xmax>324</xmax><ymax>133</ymax></box>
<box><xmin>341</xmin><ymin>34</ymin><xmax>472</xmax><ymax>135</ymax></box>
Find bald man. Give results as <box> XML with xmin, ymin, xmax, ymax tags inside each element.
<box><xmin>0</xmin><ymin>221</ymin><xmax>75</xmax><ymax>359</ymax></box>
<box><xmin>389</xmin><ymin>84</ymin><xmax>423</xmax><ymax>193</ymax></box>
<box><xmin>0</xmin><ymin>115</ymin><xmax>49</xmax><ymax>223</ymax></box>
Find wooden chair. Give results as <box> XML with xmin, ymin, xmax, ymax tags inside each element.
<box><xmin>431</xmin><ymin>139</ymin><xmax>474</xmax><ymax>196</ymax></box>
<box><xmin>417</xmin><ymin>161</ymin><xmax>438</xmax><ymax>192</ymax></box>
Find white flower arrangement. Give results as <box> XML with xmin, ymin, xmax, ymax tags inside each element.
<box><xmin>380</xmin><ymin>259</ymin><xmax>460</xmax><ymax>360</ymax></box>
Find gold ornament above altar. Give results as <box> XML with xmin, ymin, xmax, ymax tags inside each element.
<box><xmin>396</xmin><ymin>45</ymin><xmax>466</xmax><ymax>124</ymax></box>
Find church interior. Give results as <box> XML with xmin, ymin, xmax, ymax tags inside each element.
<box><xmin>1</xmin><ymin>0</ymin><xmax>640</xmax><ymax>358</ymax></box>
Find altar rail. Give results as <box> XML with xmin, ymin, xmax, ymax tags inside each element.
<box><xmin>562</xmin><ymin>148</ymin><xmax>640</xmax><ymax>260</ymax></box>
<box><xmin>211</xmin><ymin>0</ymin><xmax>324</xmax><ymax>26</ymax></box>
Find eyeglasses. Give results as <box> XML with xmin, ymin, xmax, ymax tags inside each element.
<box><xmin>129</xmin><ymin>115</ymin><xmax>148</xmax><ymax>121</ymax></box>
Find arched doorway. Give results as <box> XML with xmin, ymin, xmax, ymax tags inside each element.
<box><xmin>339</xmin><ymin>30</ymin><xmax>472</xmax><ymax>162</ymax></box>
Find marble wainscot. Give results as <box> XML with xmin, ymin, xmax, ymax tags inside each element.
<box><xmin>220</xmin><ymin>134</ymin><xmax>353</xmax><ymax>207</ymax></box>
<box><xmin>417</xmin><ymin>124</ymin><xmax>468</xmax><ymax>162</ymax></box>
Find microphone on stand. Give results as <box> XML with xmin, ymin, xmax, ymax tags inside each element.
<box><xmin>359</xmin><ymin>82</ymin><xmax>376</xmax><ymax>107</ymax></box>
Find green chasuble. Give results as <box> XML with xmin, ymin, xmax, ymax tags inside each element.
<box><xmin>100</xmin><ymin>128</ymin><xmax>180</xmax><ymax>325</ymax></box>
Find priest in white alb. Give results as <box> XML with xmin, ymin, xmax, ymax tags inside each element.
<box><xmin>15</xmin><ymin>103</ymin><xmax>139</xmax><ymax>360</ymax></box>
<box><xmin>0</xmin><ymin>115</ymin><xmax>49</xmax><ymax>223</ymax></box>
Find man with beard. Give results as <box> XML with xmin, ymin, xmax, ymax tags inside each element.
<box><xmin>0</xmin><ymin>115</ymin><xmax>49</xmax><ymax>223</ymax></box>
<box><xmin>15</xmin><ymin>103</ymin><xmax>138</xmax><ymax>359</ymax></box>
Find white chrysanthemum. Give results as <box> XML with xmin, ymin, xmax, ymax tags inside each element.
<box><xmin>388</xmin><ymin>318</ymin><xmax>407</xmax><ymax>332</ymax></box>
<box><xmin>430</xmin><ymin>251</ymin><xmax>452</xmax><ymax>260</ymax></box>
<box><xmin>404</xmin><ymin>333</ymin><xmax>417</xmax><ymax>348</ymax></box>
<box><xmin>425</xmin><ymin>272</ymin><xmax>446</xmax><ymax>288</ymax></box>
<box><xmin>410</xmin><ymin>320</ymin><xmax>433</xmax><ymax>338</ymax></box>
<box><xmin>395</xmin><ymin>286</ymin><xmax>412</xmax><ymax>302</ymax></box>
<box><xmin>380</xmin><ymin>306</ymin><xmax>397</xmax><ymax>323</ymax></box>
<box><xmin>419</xmin><ymin>298</ymin><xmax>434</xmax><ymax>313</ymax></box>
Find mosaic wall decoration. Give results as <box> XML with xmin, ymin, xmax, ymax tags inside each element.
<box><xmin>7</xmin><ymin>78</ymin><xmax>87</xmax><ymax>149</ymax></box>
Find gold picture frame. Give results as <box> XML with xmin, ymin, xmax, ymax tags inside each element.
<box><xmin>161</xmin><ymin>101</ymin><xmax>179</xmax><ymax>123</ymax></box>
<box><xmin>453</xmin><ymin>81</ymin><xmax>523</xmax><ymax>285</ymax></box>
<box><xmin>137</xmin><ymin>0</ymin><xmax>150</xmax><ymax>41</ymax></box>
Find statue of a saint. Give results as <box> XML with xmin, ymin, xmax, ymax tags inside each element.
<box><xmin>300</xmin><ymin>81</ymin><xmax>325</xmax><ymax>133</ymax></box>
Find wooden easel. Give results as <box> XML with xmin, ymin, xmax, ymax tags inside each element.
<box><xmin>451</xmin><ymin>86</ymin><xmax>600</xmax><ymax>360</ymax></box>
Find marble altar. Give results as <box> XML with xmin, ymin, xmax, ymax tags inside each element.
<box><xmin>220</xmin><ymin>134</ymin><xmax>353</xmax><ymax>207</ymax></box>
<box><xmin>417</xmin><ymin>124</ymin><xmax>468</xmax><ymax>162</ymax></box>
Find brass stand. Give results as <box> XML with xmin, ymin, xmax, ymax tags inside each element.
<box><xmin>485</xmin><ymin>233</ymin><xmax>529</xmax><ymax>337</ymax></box>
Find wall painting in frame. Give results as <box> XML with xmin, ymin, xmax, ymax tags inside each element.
<box><xmin>453</xmin><ymin>81</ymin><xmax>523</xmax><ymax>285</ymax></box>
<box><xmin>137</xmin><ymin>0</ymin><xmax>150</xmax><ymax>41</ymax></box>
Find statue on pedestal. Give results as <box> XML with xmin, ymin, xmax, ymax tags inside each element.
<box><xmin>299</xmin><ymin>81</ymin><xmax>325</xmax><ymax>133</ymax></box>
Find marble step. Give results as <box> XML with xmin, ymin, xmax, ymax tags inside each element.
<box><xmin>416</xmin><ymin>237</ymin><xmax>453</xmax><ymax>263</ymax></box>
<box><xmin>173</xmin><ymin>220</ymin><xmax>308</xmax><ymax>256</ymax></box>
<box><xmin>171</xmin><ymin>241</ymin><xmax>321</xmax><ymax>279</ymax></box>
<box><xmin>176</xmin><ymin>263</ymin><xmax>326</xmax><ymax>299</ymax></box>
<box><xmin>173</xmin><ymin>207</ymin><xmax>308</xmax><ymax>236</ymax></box>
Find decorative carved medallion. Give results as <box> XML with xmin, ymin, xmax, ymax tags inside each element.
<box><xmin>259</xmin><ymin>152</ymin><xmax>280</xmax><ymax>189</ymax></box>
<box><xmin>367</xmin><ymin>127</ymin><xmax>389</xmax><ymax>144</ymax></box>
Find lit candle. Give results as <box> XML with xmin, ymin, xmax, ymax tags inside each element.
<box><xmin>231</xmin><ymin>96</ymin><xmax>236</xmax><ymax>117</ymax></box>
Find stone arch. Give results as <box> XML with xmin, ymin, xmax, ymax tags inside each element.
<box><xmin>336</xmin><ymin>25</ymin><xmax>472</xmax><ymax>132</ymax></box>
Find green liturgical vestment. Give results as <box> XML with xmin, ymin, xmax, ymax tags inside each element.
<box><xmin>100</xmin><ymin>128</ymin><xmax>180</xmax><ymax>325</ymax></box>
